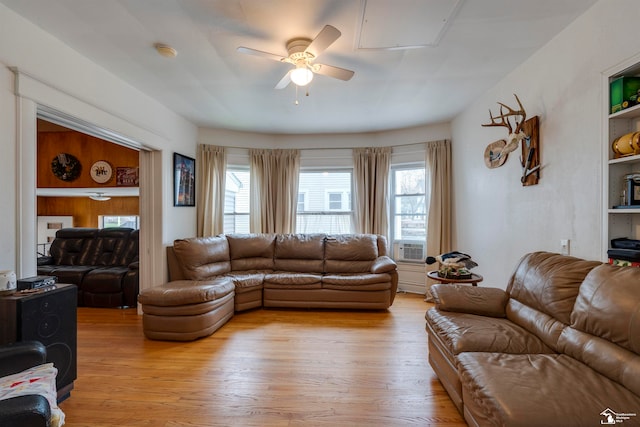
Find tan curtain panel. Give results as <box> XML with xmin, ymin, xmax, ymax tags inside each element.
<box><xmin>196</xmin><ymin>144</ymin><xmax>226</xmax><ymax>237</ymax></box>
<box><xmin>353</xmin><ymin>147</ymin><xmax>391</xmax><ymax>235</ymax></box>
<box><xmin>425</xmin><ymin>139</ymin><xmax>452</xmax><ymax>300</ymax></box>
<box><xmin>249</xmin><ymin>148</ymin><xmax>300</xmax><ymax>234</ymax></box>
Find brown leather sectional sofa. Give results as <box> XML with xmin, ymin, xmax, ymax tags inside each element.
<box><xmin>139</xmin><ymin>233</ymin><xmax>398</xmax><ymax>341</ymax></box>
<box><xmin>425</xmin><ymin>251</ymin><xmax>640</xmax><ymax>426</ymax></box>
<box><xmin>37</xmin><ymin>227</ymin><xmax>139</xmax><ymax>307</ymax></box>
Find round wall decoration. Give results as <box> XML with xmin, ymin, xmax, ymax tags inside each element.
<box><xmin>484</xmin><ymin>139</ymin><xmax>508</xmax><ymax>169</ymax></box>
<box><xmin>51</xmin><ymin>153</ymin><xmax>82</xmax><ymax>182</ymax></box>
<box><xmin>90</xmin><ymin>160</ymin><xmax>113</xmax><ymax>184</ymax></box>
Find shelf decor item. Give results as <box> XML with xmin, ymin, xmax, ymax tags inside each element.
<box><xmin>174</xmin><ymin>153</ymin><xmax>195</xmax><ymax>207</ymax></box>
<box><xmin>89</xmin><ymin>160</ymin><xmax>113</xmax><ymax>184</ymax></box>
<box><xmin>116</xmin><ymin>167</ymin><xmax>139</xmax><ymax>186</ymax></box>
<box><xmin>610</xmin><ymin>76</ymin><xmax>640</xmax><ymax>114</ymax></box>
<box><xmin>481</xmin><ymin>94</ymin><xmax>541</xmax><ymax>186</ymax></box>
<box><xmin>611</xmin><ymin>131</ymin><xmax>640</xmax><ymax>158</ymax></box>
<box><xmin>51</xmin><ymin>153</ymin><xmax>81</xmax><ymax>182</ymax></box>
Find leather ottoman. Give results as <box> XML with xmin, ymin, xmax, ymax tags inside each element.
<box><xmin>138</xmin><ymin>277</ymin><xmax>234</xmax><ymax>341</ymax></box>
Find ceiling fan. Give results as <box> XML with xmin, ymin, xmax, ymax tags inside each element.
<box><xmin>237</xmin><ymin>25</ymin><xmax>355</xmax><ymax>89</ymax></box>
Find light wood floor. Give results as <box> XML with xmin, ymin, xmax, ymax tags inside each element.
<box><xmin>59</xmin><ymin>292</ymin><xmax>466</xmax><ymax>427</ymax></box>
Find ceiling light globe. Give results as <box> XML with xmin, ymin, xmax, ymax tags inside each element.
<box><xmin>290</xmin><ymin>67</ymin><xmax>313</xmax><ymax>86</ymax></box>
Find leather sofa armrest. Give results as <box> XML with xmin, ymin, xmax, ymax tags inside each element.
<box><xmin>0</xmin><ymin>395</ymin><xmax>51</xmax><ymax>427</ymax></box>
<box><xmin>128</xmin><ymin>261</ymin><xmax>140</xmax><ymax>270</ymax></box>
<box><xmin>37</xmin><ymin>256</ymin><xmax>53</xmax><ymax>266</ymax></box>
<box><xmin>0</xmin><ymin>341</ymin><xmax>47</xmax><ymax>377</ymax></box>
<box><xmin>431</xmin><ymin>284</ymin><xmax>508</xmax><ymax>318</ymax></box>
<box><xmin>371</xmin><ymin>256</ymin><xmax>397</xmax><ymax>273</ymax></box>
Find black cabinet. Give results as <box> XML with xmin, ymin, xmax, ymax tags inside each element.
<box><xmin>0</xmin><ymin>283</ymin><xmax>77</xmax><ymax>401</ymax></box>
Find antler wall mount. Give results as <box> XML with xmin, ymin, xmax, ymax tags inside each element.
<box><xmin>481</xmin><ymin>94</ymin><xmax>541</xmax><ymax>186</ymax></box>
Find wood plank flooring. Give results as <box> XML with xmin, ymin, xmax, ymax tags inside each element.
<box><xmin>59</xmin><ymin>292</ymin><xmax>465</xmax><ymax>426</ymax></box>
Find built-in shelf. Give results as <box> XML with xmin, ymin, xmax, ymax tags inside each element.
<box><xmin>608</xmin><ymin>208</ymin><xmax>640</xmax><ymax>214</ymax></box>
<box><xmin>609</xmin><ymin>103</ymin><xmax>640</xmax><ymax>120</ymax></box>
<box><xmin>603</xmin><ymin>56</ymin><xmax>640</xmax><ymax>260</ymax></box>
<box><xmin>608</xmin><ymin>153</ymin><xmax>640</xmax><ymax>165</ymax></box>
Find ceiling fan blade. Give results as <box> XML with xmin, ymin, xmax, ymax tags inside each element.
<box><xmin>315</xmin><ymin>63</ymin><xmax>354</xmax><ymax>81</ymax></box>
<box><xmin>305</xmin><ymin>25</ymin><xmax>341</xmax><ymax>58</ymax></box>
<box><xmin>237</xmin><ymin>46</ymin><xmax>286</xmax><ymax>62</ymax></box>
<box><xmin>275</xmin><ymin>71</ymin><xmax>292</xmax><ymax>89</ymax></box>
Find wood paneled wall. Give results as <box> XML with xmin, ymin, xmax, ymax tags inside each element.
<box><xmin>38</xmin><ymin>130</ymin><xmax>139</xmax><ymax>188</ymax></box>
<box><xmin>37</xmin><ymin>123</ymin><xmax>140</xmax><ymax>225</ymax></box>
<box><xmin>37</xmin><ymin>197</ymin><xmax>139</xmax><ymax>228</ymax></box>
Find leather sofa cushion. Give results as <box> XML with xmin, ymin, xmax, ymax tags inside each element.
<box><xmin>273</xmin><ymin>234</ymin><xmax>324</xmax><ymax>273</ymax></box>
<box><xmin>45</xmin><ymin>266</ymin><xmax>95</xmax><ymax>286</ymax></box>
<box><xmin>225</xmin><ymin>272</ymin><xmax>265</xmax><ymax>293</ymax></box>
<box><xmin>426</xmin><ymin>308</ymin><xmax>553</xmax><ymax>355</ymax></box>
<box><xmin>558</xmin><ymin>264</ymin><xmax>640</xmax><ymax>395</ymax></box>
<box><xmin>457</xmin><ymin>352</ymin><xmax>640</xmax><ymax>427</ymax></box>
<box><xmin>322</xmin><ymin>273</ymin><xmax>391</xmax><ymax>291</ymax></box>
<box><xmin>506</xmin><ymin>252</ymin><xmax>602</xmax><ymax>325</ymax></box>
<box><xmin>324</xmin><ymin>234</ymin><xmax>378</xmax><ymax>273</ymax></box>
<box><xmin>227</xmin><ymin>234</ymin><xmax>276</xmax><ymax>271</ymax></box>
<box><xmin>82</xmin><ymin>267</ymin><xmax>128</xmax><ymax>293</ymax></box>
<box><xmin>50</xmin><ymin>235</ymin><xmax>95</xmax><ymax>266</ymax></box>
<box><xmin>264</xmin><ymin>272</ymin><xmax>322</xmax><ymax>288</ymax></box>
<box><xmin>138</xmin><ymin>277</ymin><xmax>234</xmax><ymax>306</ymax></box>
<box><xmin>431</xmin><ymin>284</ymin><xmax>508</xmax><ymax>318</ymax></box>
<box><xmin>173</xmin><ymin>236</ymin><xmax>231</xmax><ymax>280</ymax></box>
<box><xmin>570</xmin><ymin>264</ymin><xmax>640</xmax><ymax>354</ymax></box>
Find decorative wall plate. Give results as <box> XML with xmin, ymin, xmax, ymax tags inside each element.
<box><xmin>51</xmin><ymin>153</ymin><xmax>82</xmax><ymax>182</ymax></box>
<box><xmin>90</xmin><ymin>160</ymin><xmax>113</xmax><ymax>184</ymax></box>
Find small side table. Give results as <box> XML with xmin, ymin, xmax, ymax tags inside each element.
<box><xmin>427</xmin><ymin>271</ymin><xmax>483</xmax><ymax>286</ymax></box>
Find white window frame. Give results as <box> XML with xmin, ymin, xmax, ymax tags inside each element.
<box><xmin>390</xmin><ymin>163</ymin><xmax>427</xmax><ymax>254</ymax></box>
<box><xmin>223</xmin><ymin>166</ymin><xmax>250</xmax><ymax>234</ymax></box>
<box><xmin>297</xmin><ymin>168</ymin><xmax>354</xmax><ymax>234</ymax></box>
<box><xmin>99</xmin><ymin>215</ymin><xmax>140</xmax><ymax>230</ymax></box>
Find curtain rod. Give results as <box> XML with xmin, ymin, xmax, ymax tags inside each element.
<box><xmin>202</xmin><ymin>140</ymin><xmax>447</xmax><ymax>151</ymax></box>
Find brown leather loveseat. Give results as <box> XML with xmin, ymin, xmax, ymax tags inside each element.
<box><xmin>37</xmin><ymin>227</ymin><xmax>139</xmax><ymax>307</ymax></box>
<box><xmin>425</xmin><ymin>251</ymin><xmax>640</xmax><ymax>426</ymax></box>
<box><xmin>139</xmin><ymin>233</ymin><xmax>398</xmax><ymax>341</ymax></box>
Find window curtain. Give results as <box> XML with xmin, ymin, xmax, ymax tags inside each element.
<box><xmin>425</xmin><ymin>139</ymin><xmax>452</xmax><ymax>300</ymax></box>
<box><xmin>249</xmin><ymin>148</ymin><xmax>300</xmax><ymax>234</ymax></box>
<box><xmin>353</xmin><ymin>147</ymin><xmax>391</xmax><ymax>235</ymax></box>
<box><xmin>196</xmin><ymin>144</ymin><xmax>226</xmax><ymax>237</ymax></box>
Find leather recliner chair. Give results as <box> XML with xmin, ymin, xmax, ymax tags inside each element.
<box><xmin>0</xmin><ymin>341</ymin><xmax>51</xmax><ymax>427</ymax></box>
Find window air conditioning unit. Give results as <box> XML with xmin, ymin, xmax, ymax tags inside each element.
<box><xmin>394</xmin><ymin>241</ymin><xmax>426</xmax><ymax>262</ymax></box>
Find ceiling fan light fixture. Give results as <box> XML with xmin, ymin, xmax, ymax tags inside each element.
<box><xmin>290</xmin><ymin>66</ymin><xmax>314</xmax><ymax>86</ymax></box>
<box><xmin>89</xmin><ymin>192</ymin><xmax>111</xmax><ymax>201</ymax></box>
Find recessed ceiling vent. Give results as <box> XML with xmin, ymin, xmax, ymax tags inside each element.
<box><xmin>357</xmin><ymin>0</ymin><xmax>464</xmax><ymax>50</ymax></box>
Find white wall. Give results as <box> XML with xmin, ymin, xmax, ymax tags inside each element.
<box><xmin>451</xmin><ymin>0</ymin><xmax>640</xmax><ymax>289</ymax></box>
<box><xmin>199</xmin><ymin>122</ymin><xmax>450</xmax><ymax>149</ymax></box>
<box><xmin>0</xmin><ymin>4</ymin><xmax>197</xmax><ymax>280</ymax></box>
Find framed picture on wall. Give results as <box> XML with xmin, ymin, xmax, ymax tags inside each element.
<box><xmin>174</xmin><ymin>153</ymin><xmax>195</xmax><ymax>207</ymax></box>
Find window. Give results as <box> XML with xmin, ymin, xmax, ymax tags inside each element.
<box><xmin>224</xmin><ymin>168</ymin><xmax>250</xmax><ymax>234</ymax></box>
<box><xmin>99</xmin><ymin>215</ymin><xmax>139</xmax><ymax>230</ymax></box>
<box><xmin>297</xmin><ymin>170</ymin><xmax>353</xmax><ymax>234</ymax></box>
<box><xmin>390</xmin><ymin>164</ymin><xmax>427</xmax><ymax>244</ymax></box>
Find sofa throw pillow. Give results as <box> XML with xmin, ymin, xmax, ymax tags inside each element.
<box><xmin>0</xmin><ymin>362</ymin><xmax>65</xmax><ymax>426</ymax></box>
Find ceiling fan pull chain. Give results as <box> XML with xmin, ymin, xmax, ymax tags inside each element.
<box><xmin>295</xmin><ymin>85</ymin><xmax>300</xmax><ymax>106</ymax></box>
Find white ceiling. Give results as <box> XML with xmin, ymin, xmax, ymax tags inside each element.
<box><xmin>1</xmin><ymin>0</ymin><xmax>597</xmax><ymax>134</ymax></box>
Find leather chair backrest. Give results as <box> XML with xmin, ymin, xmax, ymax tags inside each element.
<box><xmin>49</xmin><ymin>228</ymin><xmax>98</xmax><ymax>266</ymax></box>
<box><xmin>226</xmin><ymin>233</ymin><xmax>276</xmax><ymax>272</ymax></box>
<box><xmin>505</xmin><ymin>252</ymin><xmax>601</xmax><ymax>351</ymax></box>
<box><xmin>273</xmin><ymin>234</ymin><xmax>325</xmax><ymax>273</ymax></box>
<box><xmin>324</xmin><ymin>234</ymin><xmax>379</xmax><ymax>273</ymax></box>
<box><xmin>89</xmin><ymin>228</ymin><xmax>133</xmax><ymax>266</ymax></box>
<box><xmin>172</xmin><ymin>235</ymin><xmax>231</xmax><ymax>280</ymax></box>
<box><xmin>559</xmin><ymin>264</ymin><xmax>640</xmax><ymax>395</ymax></box>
